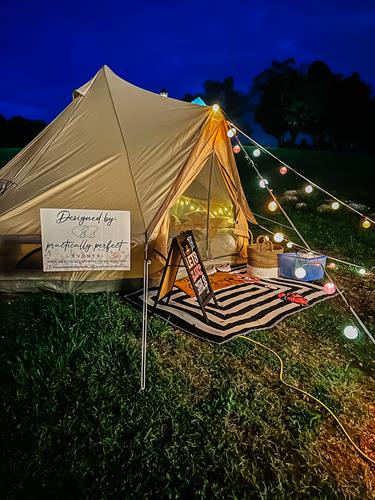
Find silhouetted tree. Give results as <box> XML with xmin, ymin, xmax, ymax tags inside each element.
<box><xmin>183</xmin><ymin>77</ymin><xmax>251</xmax><ymax>132</ymax></box>
<box><xmin>0</xmin><ymin>116</ymin><xmax>47</xmax><ymax>147</ymax></box>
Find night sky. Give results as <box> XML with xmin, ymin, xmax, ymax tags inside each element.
<box><xmin>1</xmin><ymin>0</ymin><xmax>374</xmax><ymax>123</ymax></box>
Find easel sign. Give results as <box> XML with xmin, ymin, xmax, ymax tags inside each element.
<box><xmin>155</xmin><ymin>230</ymin><xmax>218</xmax><ymax>323</ymax></box>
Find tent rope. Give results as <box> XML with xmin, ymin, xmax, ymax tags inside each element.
<box><xmin>229</xmin><ymin>122</ymin><xmax>375</xmax><ymax>225</ymax></box>
<box><xmin>233</xmin><ymin>132</ymin><xmax>375</xmax><ymax>346</ymax></box>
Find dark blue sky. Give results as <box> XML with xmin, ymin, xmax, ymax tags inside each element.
<box><xmin>1</xmin><ymin>0</ymin><xmax>374</xmax><ymax>122</ymax></box>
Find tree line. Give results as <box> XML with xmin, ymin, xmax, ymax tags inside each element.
<box><xmin>1</xmin><ymin>59</ymin><xmax>373</xmax><ymax>151</ymax></box>
<box><xmin>184</xmin><ymin>58</ymin><xmax>374</xmax><ymax>151</ymax></box>
<box><xmin>0</xmin><ymin>115</ymin><xmax>47</xmax><ymax>147</ymax></box>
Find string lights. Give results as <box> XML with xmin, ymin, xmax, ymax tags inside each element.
<box><xmin>268</xmin><ymin>201</ymin><xmax>278</xmax><ymax>212</ymax></box>
<box><xmin>229</xmin><ymin>127</ymin><xmax>374</xmax><ymax>347</ymax></box>
<box><xmin>279</xmin><ymin>166</ymin><xmax>288</xmax><ymax>175</ymax></box>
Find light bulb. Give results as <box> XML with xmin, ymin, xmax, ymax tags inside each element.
<box><xmin>331</xmin><ymin>202</ymin><xmax>340</xmax><ymax>210</ymax></box>
<box><xmin>362</xmin><ymin>219</ymin><xmax>371</xmax><ymax>229</ymax></box>
<box><xmin>327</xmin><ymin>262</ymin><xmax>336</xmax><ymax>270</ymax></box>
<box><xmin>273</xmin><ymin>232</ymin><xmax>284</xmax><ymax>243</ymax></box>
<box><xmin>253</xmin><ymin>148</ymin><xmax>261</xmax><ymax>157</ymax></box>
<box><xmin>259</xmin><ymin>178</ymin><xmax>268</xmax><ymax>188</ymax></box>
<box><xmin>212</xmin><ymin>104</ymin><xmax>220</xmax><ymax>112</ymax></box>
<box><xmin>279</xmin><ymin>166</ymin><xmax>288</xmax><ymax>175</ymax></box>
<box><xmin>344</xmin><ymin>325</ymin><xmax>359</xmax><ymax>339</ymax></box>
<box><xmin>233</xmin><ymin>144</ymin><xmax>241</xmax><ymax>154</ymax></box>
<box><xmin>295</xmin><ymin>267</ymin><xmax>306</xmax><ymax>279</ymax></box>
<box><xmin>358</xmin><ymin>268</ymin><xmax>366</xmax><ymax>275</ymax></box>
<box><xmin>286</xmin><ymin>241</ymin><xmax>293</xmax><ymax>249</ymax></box>
<box><xmin>227</xmin><ymin>128</ymin><xmax>236</xmax><ymax>138</ymax></box>
<box><xmin>323</xmin><ymin>282</ymin><xmax>336</xmax><ymax>295</ymax></box>
<box><xmin>305</xmin><ymin>184</ymin><xmax>313</xmax><ymax>194</ymax></box>
<box><xmin>268</xmin><ymin>201</ymin><xmax>278</xmax><ymax>212</ymax></box>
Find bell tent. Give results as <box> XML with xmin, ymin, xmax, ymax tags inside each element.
<box><xmin>0</xmin><ymin>66</ymin><xmax>256</xmax><ymax>292</ymax></box>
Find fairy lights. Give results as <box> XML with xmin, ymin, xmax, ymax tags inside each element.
<box><xmin>259</xmin><ymin>178</ymin><xmax>268</xmax><ymax>188</ymax></box>
<box><xmin>253</xmin><ymin>148</ymin><xmax>261</xmax><ymax>157</ymax></box>
<box><xmin>323</xmin><ymin>282</ymin><xmax>336</xmax><ymax>295</ymax></box>
<box><xmin>268</xmin><ymin>201</ymin><xmax>278</xmax><ymax>212</ymax></box>
<box><xmin>227</xmin><ymin>128</ymin><xmax>236</xmax><ymax>138</ymax></box>
<box><xmin>279</xmin><ymin>166</ymin><xmax>288</xmax><ymax>175</ymax></box>
<box><xmin>295</xmin><ymin>267</ymin><xmax>307</xmax><ymax>279</ymax></box>
<box><xmin>233</xmin><ymin>144</ymin><xmax>241</xmax><ymax>154</ymax></box>
<box><xmin>305</xmin><ymin>184</ymin><xmax>313</xmax><ymax>194</ymax></box>
<box><xmin>331</xmin><ymin>201</ymin><xmax>340</xmax><ymax>210</ymax></box>
<box><xmin>273</xmin><ymin>232</ymin><xmax>284</xmax><ymax>243</ymax></box>
<box><xmin>212</xmin><ymin>104</ymin><xmax>220</xmax><ymax>112</ymax></box>
<box><xmin>344</xmin><ymin>325</ymin><xmax>359</xmax><ymax>339</ymax></box>
<box><xmin>362</xmin><ymin>219</ymin><xmax>371</xmax><ymax>229</ymax></box>
<box><xmin>286</xmin><ymin>241</ymin><xmax>294</xmax><ymax>249</ymax></box>
<box><xmin>358</xmin><ymin>268</ymin><xmax>367</xmax><ymax>275</ymax></box>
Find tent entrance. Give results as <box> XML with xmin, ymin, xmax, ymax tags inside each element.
<box><xmin>169</xmin><ymin>155</ymin><xmax>238</xmax><ymax>261</ymax></box>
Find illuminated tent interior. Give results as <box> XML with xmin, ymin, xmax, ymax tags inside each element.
<box><xmin>0</xmin><ymin>66</ymin><xmax>256</xmax><ymax>292</ymax></box>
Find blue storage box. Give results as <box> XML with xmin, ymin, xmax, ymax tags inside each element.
<box><xmin>278</xmin><ymin>252</ymin><xmax>327</xmax><ymax>282</ymax></box>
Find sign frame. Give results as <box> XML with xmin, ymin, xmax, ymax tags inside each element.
<box><xmin>154</xmin><ymin>230</ymin><xmax>218</xmax><ymax>323</ymax></box>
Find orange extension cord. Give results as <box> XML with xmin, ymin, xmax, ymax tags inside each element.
<box><xmin>239</xmin><ymin>335</ymin><xmax>375</xmax><ymax>466</ymax></box>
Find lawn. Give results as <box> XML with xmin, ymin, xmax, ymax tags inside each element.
<box><xmin>1</xmin><ymin>146</ymin><xmax>375</xmax><ymax>498</ymax></box>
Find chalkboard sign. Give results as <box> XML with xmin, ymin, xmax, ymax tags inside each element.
<box><xmin>155</xmin><ymin>230</ymin><xmax>218</xmax><ymax>323</ymax></box>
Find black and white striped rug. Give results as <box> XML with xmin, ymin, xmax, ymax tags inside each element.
<box><xmin>126</xmin><ymin>267</ymin><xmax>335</xmax><ymax>343</ymax></box>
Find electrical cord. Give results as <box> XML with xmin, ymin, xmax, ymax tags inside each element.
<box><xmin>238</xmin><ymin>335</ymin><xmax>375</xmax><ymax>466</ymax></box>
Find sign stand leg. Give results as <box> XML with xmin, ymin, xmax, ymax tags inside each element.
<box><xmin>140</xmin><ymin>242</ymin><xmax>150</xmax><ymax>391</ymax></box>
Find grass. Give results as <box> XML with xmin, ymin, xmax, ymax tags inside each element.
<box><xmin>1</xmin><ymin>146</ymin><xmax>375</xmax><ymax>498</ymax></box>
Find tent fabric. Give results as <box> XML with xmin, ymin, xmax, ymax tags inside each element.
<box><xmin>0</xmin><ymin>66</ymin><xmax>256</xmax><ymax>291</ymax></box>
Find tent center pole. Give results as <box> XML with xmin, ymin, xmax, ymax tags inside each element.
<box><xmin>140</xmin><ymin>240</ymin><xmax>150</xmax><ymax>390</ymax></box>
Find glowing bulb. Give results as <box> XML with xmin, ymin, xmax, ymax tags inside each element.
<box><xmin>358</xmin><ymin>268</ymin><xmax>367</xmax><ymax>275</ymax></box>
<box><xmin>295</xmin><ymin>267</ymin><xmax>306</xmax><ymax>279</ymax></box>
<box><xmin>273</xmin><ymin>232</ymin><xmax>284</xmax><ymax>243</ymax></box>
<box><xmin>233</xmin><ymin>144</ymin><xmax>241</xmax><ymax>154</ymax></box>
<box><xmin>286</xmin><ymin>241</ymin><xmax>293</xmax><ymax>249</ymax></box>
<box><xmin>327</xmin><ymin>262</ymin><xmax>336</xmax><ymax>270</ymax></box>
<box><xmin>227</xmin><ymin>128</ymin><xmax>236</xmax><ymax>138</ymax></box>
<box><xmin>259</xmin><ymin>178</ymin><xmax>268</xmax><ymax>188</ymax></box>
<box><xmin>331</xmin><ymin>202</ymin><xmax>340</xmax><ymax>210</ymax></box>
<box><xmin>212</xmin><ymin>104</ymin><xmax>220</xmax><ymax>112</ymax></box>
<box><xmin>279</xmin><ymin>166</ymin><xmax>288</xmax><ymax>175</ymax></box>
<box><xmin>344</xmin><ymin>325</ymin><xmax>359</xmax><ymax>340</ymax></box>
<box><xmin>362</xmin><ymin>219</ymin><xmax>371</xmax><ymax>229</ymax></box>
<box><xmin>305</xmin><ymin>184</ymin><xmax>313</xmax><ymax>194</ymax></box>
<box><xmin>253</xmin><ymin>148</ymin><xmax>261</xmax><ymax>157</ymax></box>
<box><xmin>268</xmin><ymin>201</ymin><xmax>278</xmax><ymax>212</ymax></box>
<box><xmin>323</xmin><ymin>282</ymin><xmax>336</xmax><ymax>295</ymax></box>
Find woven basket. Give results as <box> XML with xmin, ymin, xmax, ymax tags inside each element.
<box><xmin>247</xmin><ymin>233</ymin><xmax>284</xmax><ymax>269</ymax></box>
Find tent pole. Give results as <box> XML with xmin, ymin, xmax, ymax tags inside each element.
<box><xmin>206</xmin><ymin>159</ymin><xmax>213</xmax><ymax>259</ymax></box>
<box><xmin>140</xmin><ymin>240</ymin><xmax>150</xmax><ymax>390</ymax></box>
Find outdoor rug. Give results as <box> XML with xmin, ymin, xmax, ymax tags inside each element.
<box><xmin>126</xmin><ymin>266</ymin><xmax>336</xmax><ymax>343</ymax></box>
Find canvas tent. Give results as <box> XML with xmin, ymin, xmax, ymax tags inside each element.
<box><xmin>0</xmin><ymin>66</ymin><xmax>256</xmax><ymax>292</ymax></box>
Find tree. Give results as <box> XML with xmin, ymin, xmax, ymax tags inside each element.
<box><xmin>183</xmin><ymin>77</ymin><xmax>251</xmax><ymax>133</ymax></box>
<box><xmin>251</xmin><ymin>59</ymin><xmax>304</xmax><ymax>146</ymax></box>
<box><xmin>0</xmin><ymin>116</ymin><xmax>47</xmax><ymax>147</ymax></box>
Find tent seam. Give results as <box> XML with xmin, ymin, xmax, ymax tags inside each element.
<box><xmin>102</xmin><ymin>69</ymin><xmax>147</xmax><ymax>237</ymax></box>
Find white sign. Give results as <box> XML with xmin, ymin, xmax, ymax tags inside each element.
<box><xmin>40</xmin><ymin>209</ymin><xmax>131</xmax><ymax>271</ymax></box>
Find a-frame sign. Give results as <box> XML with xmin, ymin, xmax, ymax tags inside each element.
<box><xmin>154</xmin><ymin>230</ymin><xmax>218</xmax><ymax>323</ymax></box>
